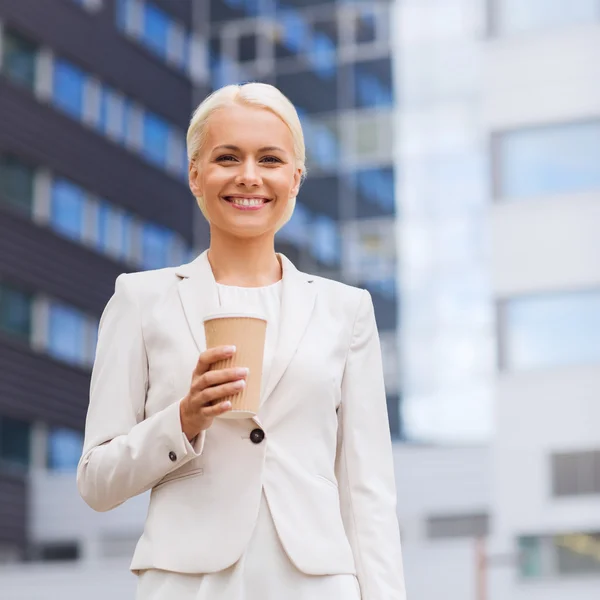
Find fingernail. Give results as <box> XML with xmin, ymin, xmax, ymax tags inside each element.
<box><xmin>223</xmin><ymin>401</ymin><xmax>232</xmax><ymax>409</ymax></box>
<box><xmin>236</xmin><ymin>367</ymin><xmax>250</xmax><ymax>376</ymax></box>
<box><xmin>234</xmin><ymin>379</ymin><xmax>246</xmax><ymax>388</ymax></box>
<box><xmin>225</xmin><ymin>345</ymin><xmax>236</xmax><ymax>353</ymax></box>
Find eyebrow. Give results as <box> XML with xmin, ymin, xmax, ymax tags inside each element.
<box><xmin>212</xmin><ymin>144</ymin><xmax>287</xmax><ymax>153</ymax></box>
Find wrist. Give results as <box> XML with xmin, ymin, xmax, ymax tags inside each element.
<box><xmin>179</xmin><ymin>396</ymin><xmax>198</xmax><ymax>442</ymax></box>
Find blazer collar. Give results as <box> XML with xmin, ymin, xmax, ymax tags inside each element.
<box><xmin>175</xmin><ymin>250</ymin><xmax>317</xmax><ymax>415</ymax></box>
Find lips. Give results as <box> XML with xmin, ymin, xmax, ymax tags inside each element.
<box><xmin>222</xmin><ymin>196</ymin><xmax>272</xmax><ymax>210</ymax></box>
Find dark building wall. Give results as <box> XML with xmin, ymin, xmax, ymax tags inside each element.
<box><xmin>0</xmin><ymin>80</ymin><xmax>194</xmax><ymax>241</ymax></box>
<box><xmin>0</xmin><ymin>207</ymin><xmax>124</xmax><ymax>315</ymax></box>
<box><xmin>0</xmin><ymin>0</ymin><xmax>192</xmax><ymax>127</ymax></box>
<box><xmin>0</xmin><ymin>340</ymin><xmax>90</xmax><ymax>431</ymax></box>
<box><xmin>0</xmin><ymin>0</ymin><xmax>199</xmax><ymax>552</ymax></box>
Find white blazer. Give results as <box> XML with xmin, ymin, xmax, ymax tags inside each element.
<box><xmin>77</xmin><ymin>250</ymin><xmax>406</xmax><ymax>600</ymax></box>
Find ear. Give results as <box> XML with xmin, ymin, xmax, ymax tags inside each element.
<box><xmin>290</xmin><ymin>167</ymin><xmax>303</xmax><ymax>198</ymax></box>
<box><xmin>189</xmin><ymin>159</ymin><xmax>203</xmax><ymax>198</ymax></box>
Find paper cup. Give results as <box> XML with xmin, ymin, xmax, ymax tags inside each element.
<box><xmin>203</xmin><ymin>312</ymin><xmax>267</xmax><ymax>419</ymax></box>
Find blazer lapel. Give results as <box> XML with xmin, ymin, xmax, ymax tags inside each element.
<box><xmin>175</xmin><ymin>250</ymin><xmax>219</xmax><ymax>354</ymax></box>
<box><xmin>261</xmin><ymin>253</ymin><xmax>317</xmax><ymax>407</ymax></box>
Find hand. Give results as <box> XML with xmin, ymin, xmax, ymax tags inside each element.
<box><xmin>179</xmin><ymin>345</ymin><xmax>248</xmax><ymax>441</ymax></box>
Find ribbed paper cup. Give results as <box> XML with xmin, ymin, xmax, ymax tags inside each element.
<box><xmin>203</xmin><ymin>312</ymin><xmax>267</xmax><ymax>419</ymax></box>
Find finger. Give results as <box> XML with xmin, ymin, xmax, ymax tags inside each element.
<box><xmin>194</xmin><ymin>345</ymin><xmax>236</xmax><ymax>375</ymax></box>
<box><xmin>197</xmin><ymin>379</ymin><xmax>246</xmax><ymax>407</ymax></box>
<box><xmin>202</xmin><ymin>400</ymin><xmax>232</xmax><ymax>418</ymax></box>
<box><xmin>198</xmin><ymin>367</ymin><xmax>249</xmax><ymax>390</ymax></box>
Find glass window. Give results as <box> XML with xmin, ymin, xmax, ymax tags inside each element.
<box><xmin>47</xmin><ymin>427</ymin><xmax>84</xmax><ymax>471</ymax></box>
<box><xmin>115</xmin><ymin>0</ymin><xmax>130</xmax><ymax>31</ymax></box>
<box><xmin>519</xmin><ymin>536</ymin><xmax>544</xmax><ymax>578</ymax></box>
<box><xmin>47</xmin><ymin>302</ymin><xmax>86</xmax><ymax>366</ymax></box>
<box><xmin>0</xmin><ymin>156</ymin><xmax>35</xmax><ymax>213</ymax></box>
<box><xmin>142</xmin><ymin>112</ymin><xmax>169</xmax><ymax>166</ymax></box>
<box><xmin>2</xmin><ymin>30</ymin><xmax>38</xmax><ymax>91</ymax></box>
<box><xmin>141</xmin><ymin>2</ymin><xmax>170</xmax><ymax>59</ymax></box>
<box><xmin>141</xmin><ymin>223</ymin><xmax>173</xmax><ymax>270</ymax></box>
<box><xmin>120</xmin><ymin>212</ymin><xmax>134</xmax><ymax>263</ymax></box>
<box><xmin>356</xmin><ymin>168</ymin><xmax>395</xmax><ymax>213</ymax></box>
<box><xmin>52</xmin><ymin>59</ymin><xmax>86</xmax><ymax>120</ymax></box>
<box><xmin>498</xmin><ymin>121</ymin><xmax>600</xmax><ymax>199</ymax></box>
<box><xmin>278</xmin><ymin>9</ymin><xmax>310</xmax><ymax>55</ymax></box>
<box><xmin>307</xmin><ymin>32</ymin><xmax>336</xmax><ymax>79</ymax></box>
<box><xmin>50</xmin><ymin>178</ymin><xmax>85</xmax><ymax>242</ymax></box>
<box><xmin>519</xmin><ymin>533</ymin><xmax>600</xmax><ymax>578</ymax></box>
<box><xmin>0</xmin><ymin>283</ymin><xmax>32</xmax><ymax>341</ymax></box>
<box><xmin>0</xmin><ymin>416</ymin><xmax>31</xmax><ymax>469</ymax></box>
<box><xmin>503</xmin><ymin>290</ymin><xmax>600</xmax><ymax>370</ymax></box>
<box><xmin>310</xmin><ymin>215</ymin><xmax>340</xmax><ymax>266</ymax></box>
<box><xmin>278</xmin><ymin>201</ymin><xmax>311</xmax><ymax>246</ymax></box>
<box><xmin>495</xmin><ymin>0</ymin><xmax>599</xmax><ymax>35</ymax></box>
<box><xmin>96</xmin><ymin>200</ymin><xmax>119</xmax><ymax>256</ymax></box>
<box><xmin>353</xmin><ymin>7</ymin><xmax>379</xmax><ymax>45</ymax></box>
<box><xmin>353</xmin><ymin>59</ymin><xmax>393</xmax><ymax>108</ymax></box>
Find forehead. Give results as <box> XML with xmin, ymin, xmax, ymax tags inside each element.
<box><xmin>204</xmin><ymin>104</ymin><xmax>294</xmax><ymax>151</ymax></box>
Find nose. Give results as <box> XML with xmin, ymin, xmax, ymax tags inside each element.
<box><xmin>234</xmin><ymin>159</ymin><xmax>262</xmax><ymax>188</ymax></box>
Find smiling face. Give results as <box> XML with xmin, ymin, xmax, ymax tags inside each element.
<box><xmin>189</xmin><ymin>103</ymin><xmax>302</xmax><ymax>240</ymax></box>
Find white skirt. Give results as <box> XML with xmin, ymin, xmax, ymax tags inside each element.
<box><xmin>136</xmin><ymin>492</ymin><xmax>361</xmax><ymax>600</ymax></box>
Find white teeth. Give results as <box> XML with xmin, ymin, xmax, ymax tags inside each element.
<box><xmin>229</xmin><ymin>197</ymin><xmax>265</xmax><ymax>207</ymax></box>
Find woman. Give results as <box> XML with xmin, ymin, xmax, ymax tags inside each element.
<box><xmin>77</xmin><ymin>83</ymin><xmax>406</xmax><ymax>600</ymax></box>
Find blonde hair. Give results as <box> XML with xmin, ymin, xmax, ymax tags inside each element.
<box><xmin>186</xmin><ymin>83</ymin><xmax>306</xmax><ymax>232</ymax></box>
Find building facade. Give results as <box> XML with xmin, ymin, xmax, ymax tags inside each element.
<box><xmin>194</xmin><ymin>0</ymin><xmax>401</xmax><ymax>437</ymax></box>
<box><xmin>0</xmin><ymin>0</ymin><xmax>400</xmax><ymax>569</ymax></box>
<box><xmin>0</xmin><ymin>0</ymin><xmax>200</xmax><ymax>560</ymax></box>
<box><xmin>486</xmin><ymin>2</ymin><xmax>600</xmax><ymax>597</ymax></box>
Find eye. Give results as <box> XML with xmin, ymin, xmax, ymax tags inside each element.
<box><xmin>261</xmin><ymin>156</ymin><xmax>283</xmax><ymax>164</ymax></box>
<box><xmin>216</xmin><ymin>154</ymin><xmax>238</xmax><ymax>162</ymax></box>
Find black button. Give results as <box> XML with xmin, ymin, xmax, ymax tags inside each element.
<box><xmin>168</xmin><ymin>451</ymin><xmax>177</xmax><ymax>462</ymax></box>
<box><xmin>250</xmin><ymin>429</ymin><xmax>265</xmax><ymax>444</ymax></box>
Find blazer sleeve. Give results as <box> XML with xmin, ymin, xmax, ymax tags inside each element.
<box><xmin>335</xmin><ymin>289</ymin><xmax>407</xmax><ymax>600</ymax></box>
<box><xmin>77</xmin><ymin>274</ymin><xmax>205</xmax><ymax>512</ymax></box>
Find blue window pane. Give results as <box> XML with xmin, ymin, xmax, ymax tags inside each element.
<box><xmin>498</xmin><ymin>122</ymin><xmax>600</xmax><ymax>199</ymax></box>
<box><xmin>278</xmin><ymin>201</ymin><xmax>311</xmax><ymax>246</ymax></box>
<box><xmin>357</xmin><ymin>168</ymin><xmax>395</xmax><ymax>211</ymax></box>
<box><xmin>142</xmin><ymin>3</ymin><xmax>170</xmax><ymax>59</ymax></box>
<box><xmin>142</xmin><ymin>223</ymin><xmax>173</xmax><ymax>269</ymax></box>
<box><xmin>505</xmin><ymin>290</ymin><xmax>600</xmax><ymax>370</ymax></box>
<box><xmin>47</xmin><ymin>428</ymin><xmax>84</xmax><ymax>472</ymax></box>
<box><xmin>310</xmin><ymin>215</ymin><xmax>340</xmax><ymax>266</ymax></box>
<box><xmin>280</xmin><ymin>10</ymin><xmax>310</xmax><ymax>53</ymax></box>
<box><xmin>53</xmin><ymin>59</ymin><xmax>86</xmax><ymax>119</ymax></box>
<box><xmin>308</xmin><ymin>33</ymin><xmax>336</xmax><ymax>79</ymax></box>
<box><xmin>48</xmin><ymin>303</ymin><xmax>85</xmax><ymax>365</ymax></box>
<box><xmin>120</xmin><ymin>98</ymin><xmax>134</xmax><ymax>145</ymax></box>
<box><xmin>96</xmin><ymin>201</ymin><xmax>112</xmax><ymax>253</ymax></box>
<box><xmin>98</xmin><ymin>85</ymin><xmax>111</xmax><ymax>135</ymax></box>
<box><xmin>143</xmin><ymin>112</ymin><xmax>169</xmax><ymax>166</ymax></box>
<box><xmin>50</xmin><ymin>179</ymin><xmax>85</xmax><ymax>241</ymax></box>
<box><xmin>120</xmin><ymin>213</ymin><xmax>133</xmax><ymax>262</ymax></box>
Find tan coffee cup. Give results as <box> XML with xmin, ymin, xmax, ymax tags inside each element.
<box><xmin>203</xmin><ymin>312</ymin><xmax>267</xmax><ymax>419</ymax></box>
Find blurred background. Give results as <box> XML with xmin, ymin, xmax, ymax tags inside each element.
<box><xmin>0</xmin><ymin>0</ymin><xmax>598</xmax><ymax>598</ymax></box>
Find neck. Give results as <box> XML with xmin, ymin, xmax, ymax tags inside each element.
<box><xmin>207</xmin><ymin>229</ymin><xmax>282</xmax><ymax>287</ymax></box>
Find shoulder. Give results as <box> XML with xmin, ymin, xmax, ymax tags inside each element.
<box><xmin>300</xmin><ymin>271</ymin><xmax>371</xmax><ymax>319</ymax></box>
<box><xmin>112</xmin><ymin>266</ymin><xmax>182</xmax><ymax>304</ymax></box>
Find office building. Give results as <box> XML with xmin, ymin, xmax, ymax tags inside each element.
<box><xmin>0</xmin><ymin>0</ymin><xmax>400</xmax><ymax>573</ymax></box>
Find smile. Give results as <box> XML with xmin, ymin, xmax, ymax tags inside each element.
<box><xmin>222</xmin><ymin>196</ymin><xmax>272</xmax><ymax>210</ymax></box>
